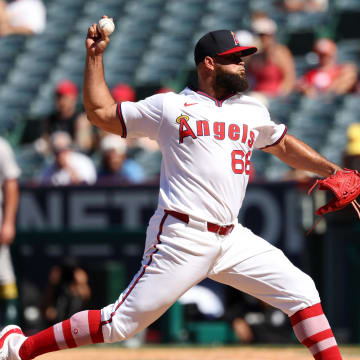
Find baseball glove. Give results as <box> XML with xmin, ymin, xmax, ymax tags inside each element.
<box><xmin>308</xmin><ymin>168</ymin><xmax>360</xmax><ymax>219</ymax></box>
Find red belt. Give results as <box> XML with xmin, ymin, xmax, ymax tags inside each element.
<box><xmin>164</xmin><ymin>210</ymin><xmax>234</xmax><ymax>236</ymax></box>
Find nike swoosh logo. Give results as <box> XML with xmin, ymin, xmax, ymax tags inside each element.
<box><xmin>184</xmin><ymin>102</ymin><xmax>198</xmax><ymax>107</ymax></box>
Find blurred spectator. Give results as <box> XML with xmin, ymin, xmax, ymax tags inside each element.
<box><xmin>0</xmin><ymin>137</ymin><xmax>20</xmax><ymax>328</ymax></box>
<box><xmin>281</xmin><ymin>0</ymin><xmax>328</xmax><ymax>13</ymax></box>
<box><xmin>247</xmin><ymin>16</ymin><xmax>296</xmax><ymax>97</ymax></box>
<box><xmin>73</xmin><ymin>112</ymin><xmax>97</xmax><ymax>155</ymax></box>
<box><xmin>126</xmin><ymin>137</ymin><xmax>162</xmax><ymax>183</ymax></box>
<box><xmin>235</xmin><ymin>29</ymin><xmax>260</xmax><ymax>51</ymax></box>
<box><xmin>156</xmin><ymin>87</ymin><xmax>175</xmax><ymax>94</ymax></box>
<box><xmin>111</xmin><ymin>83</ymin><xmax>136</xmax><ymax>102</ymax></box>
<box><xmin>178</xmin><ymin>285</ymin><xmax>224</xmax><ymax>321</ymax></box>
<box><xmin>0</xmin><ymin>0</ymin><xmax>46</xmax><ymax>36</ymax></box>
<box><xmin>97</xmin><ymin>134</ymin><xmax>145</xmax><ymax>185</ymax></box>
<box><xmin>42</xmin><ymin>259</ymin><xmax>91</xmax><ymax>326</ymax></box>
<box><xmin>26</xmin><ymin>80</ymin><xmax>96</xmax><ymax>155</ymax></box>
<box><xmin>40</xmin><ymin>131</ymin><xmax>97</xmax><ymax>186</ymax></box>
<box><xmin>224</xmin><ymin>288</ymin><xmax>294</xmax><ymax>344</ymax></box>
<box><xmin>45</xmin><ymin>80</ymin><xmax>79</xmax><ymax>137</ymax></box>
<box><xmin>343</xmin><ymin>123</ymin><xmax>360</xmax><ymax>171</ymax></box>
<box><xmin>297</xmin><ymin>38</ymin><xmax>358</xmax><ymax>98</ymax></box>
<box><xmin>283</xmin><ymin>168</ymin><xmax>315</xmax><ymax>182</ymax></box>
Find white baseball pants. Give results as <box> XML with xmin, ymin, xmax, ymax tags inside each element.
<box><xmin>101</xmin><ymin>210</ymin><xmax>320</xmax><ymax>343</ymax></box>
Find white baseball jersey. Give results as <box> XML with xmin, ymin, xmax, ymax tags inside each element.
<box><xmin>119</xmin><ymin>87</ymin><xmax>286</xmax><ymax>225</ymax></box>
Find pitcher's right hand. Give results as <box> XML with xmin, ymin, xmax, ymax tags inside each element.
<box><xmin>85</xmin><ymin>16</ymin><xmax>111</xmax><ymax>57</ymax></box>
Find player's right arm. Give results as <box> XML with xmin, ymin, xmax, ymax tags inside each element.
<box><xmin>83</xmin><ymin>19</ymin><xmax>122</xmax><ymax>136</ymax></box>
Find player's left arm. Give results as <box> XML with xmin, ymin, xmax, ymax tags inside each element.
<box><xmin>262</xmin><ymin>133</ymin><xmax>341</xmax><ymax>177</ymax></box>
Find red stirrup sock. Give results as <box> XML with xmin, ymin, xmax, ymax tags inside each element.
<box><xmin>290</xmin><ymin>303</ymin><xmax>342</xmax><ymax>360</ymax></box>
<box><xmin>18</xmin><ymin>310</ymin><xmax>104</xmax><ymax>360</ymax></box>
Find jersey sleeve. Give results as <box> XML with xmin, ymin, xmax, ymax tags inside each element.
<box><xmin>253</xmin><ymin>106</ymin><xmax>287</xmax><ymax>149</ymax></box>
<box><xmin>118</xmin><ymin>93</ymin><xmax>165</xmax><ymax>140</ymax></box>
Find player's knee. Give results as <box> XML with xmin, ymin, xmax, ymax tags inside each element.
<box><xmin>287</xmin><ymin>273</ymin><xmax>321</xmax><ymax>316</ymax></box>
<box><xmin>100</xmin><ymin>302</ymin><xmax>148</xmax><ymax>343</ymax></box>
<box><xmin>101</xmin><ymin>293</ymin><xmax>175</xmax><ymax>343</ymax></box>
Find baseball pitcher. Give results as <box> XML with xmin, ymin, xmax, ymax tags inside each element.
<box><xmin>3</xmin><ymin>18</ymin><xmax>359</xmax><ymax>360</ymax></box>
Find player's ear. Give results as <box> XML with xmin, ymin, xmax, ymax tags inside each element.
<box><xmin>203</xmin><ymin>56</ymin><xmax>216</xmax><ymax>71</ymax></box>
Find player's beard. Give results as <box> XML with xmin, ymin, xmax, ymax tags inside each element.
<box><xmin>214</xmin><ymin>67</ymin><xmax>249</xmax><ymax>94</ymax></box>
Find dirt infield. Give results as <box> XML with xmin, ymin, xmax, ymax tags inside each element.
<box><xmin>36</xmin><ymin>345</ymin><xmax>360</xmax><ymax>360</ymax></box>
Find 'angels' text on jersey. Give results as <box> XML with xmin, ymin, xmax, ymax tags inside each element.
<box><xmin>177</xmin><ymin>115</ymin><xmax>255</xmax><ymax>148</ymax></box>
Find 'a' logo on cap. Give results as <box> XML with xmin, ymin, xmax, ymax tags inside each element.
<box><xmin>231</xmin><ymin>31</ymin><xmax>239</xmax><ymax>45</ymax></box>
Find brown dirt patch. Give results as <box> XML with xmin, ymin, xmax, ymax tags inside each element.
<box><xmin>36</xmin><ymin>345</ymin><xmax>360</xmax><ymax>360</ymax></box>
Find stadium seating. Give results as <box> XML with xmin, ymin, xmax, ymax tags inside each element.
<box><xmin>0</xmin><ymin>0</ymin><xmax>358</xmax><ymax>181</ymax></box>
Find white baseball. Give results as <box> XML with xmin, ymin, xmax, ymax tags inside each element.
<box><xmin>97</xmin><ymin>18</ymin><xmax>115</xmax><ymax>36</ymax></box>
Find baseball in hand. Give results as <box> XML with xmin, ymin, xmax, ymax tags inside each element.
<box><xmin>97</xmin><ymin>18</ymin><xmax>115</xmax><ymax>36</ymax></box>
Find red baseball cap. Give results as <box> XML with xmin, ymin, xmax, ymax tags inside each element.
<box><xmin>55</xmin><ymin>80</ymin><xmax>78</xmax><ymax>98</ymax></box>
<box><xmin>111</xmin><ymin>83</ymin><xmax>136</xmax><ymax>102</ymax></box>
<box><xmin>156</xmin><ymin>87</ymin><xmax>175</xmax><ymax>94</ymax></box>
<box><xmin>194</xmin><ymin>29</ymin><xmax>257</xmax><ymax>65</ymax></box>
